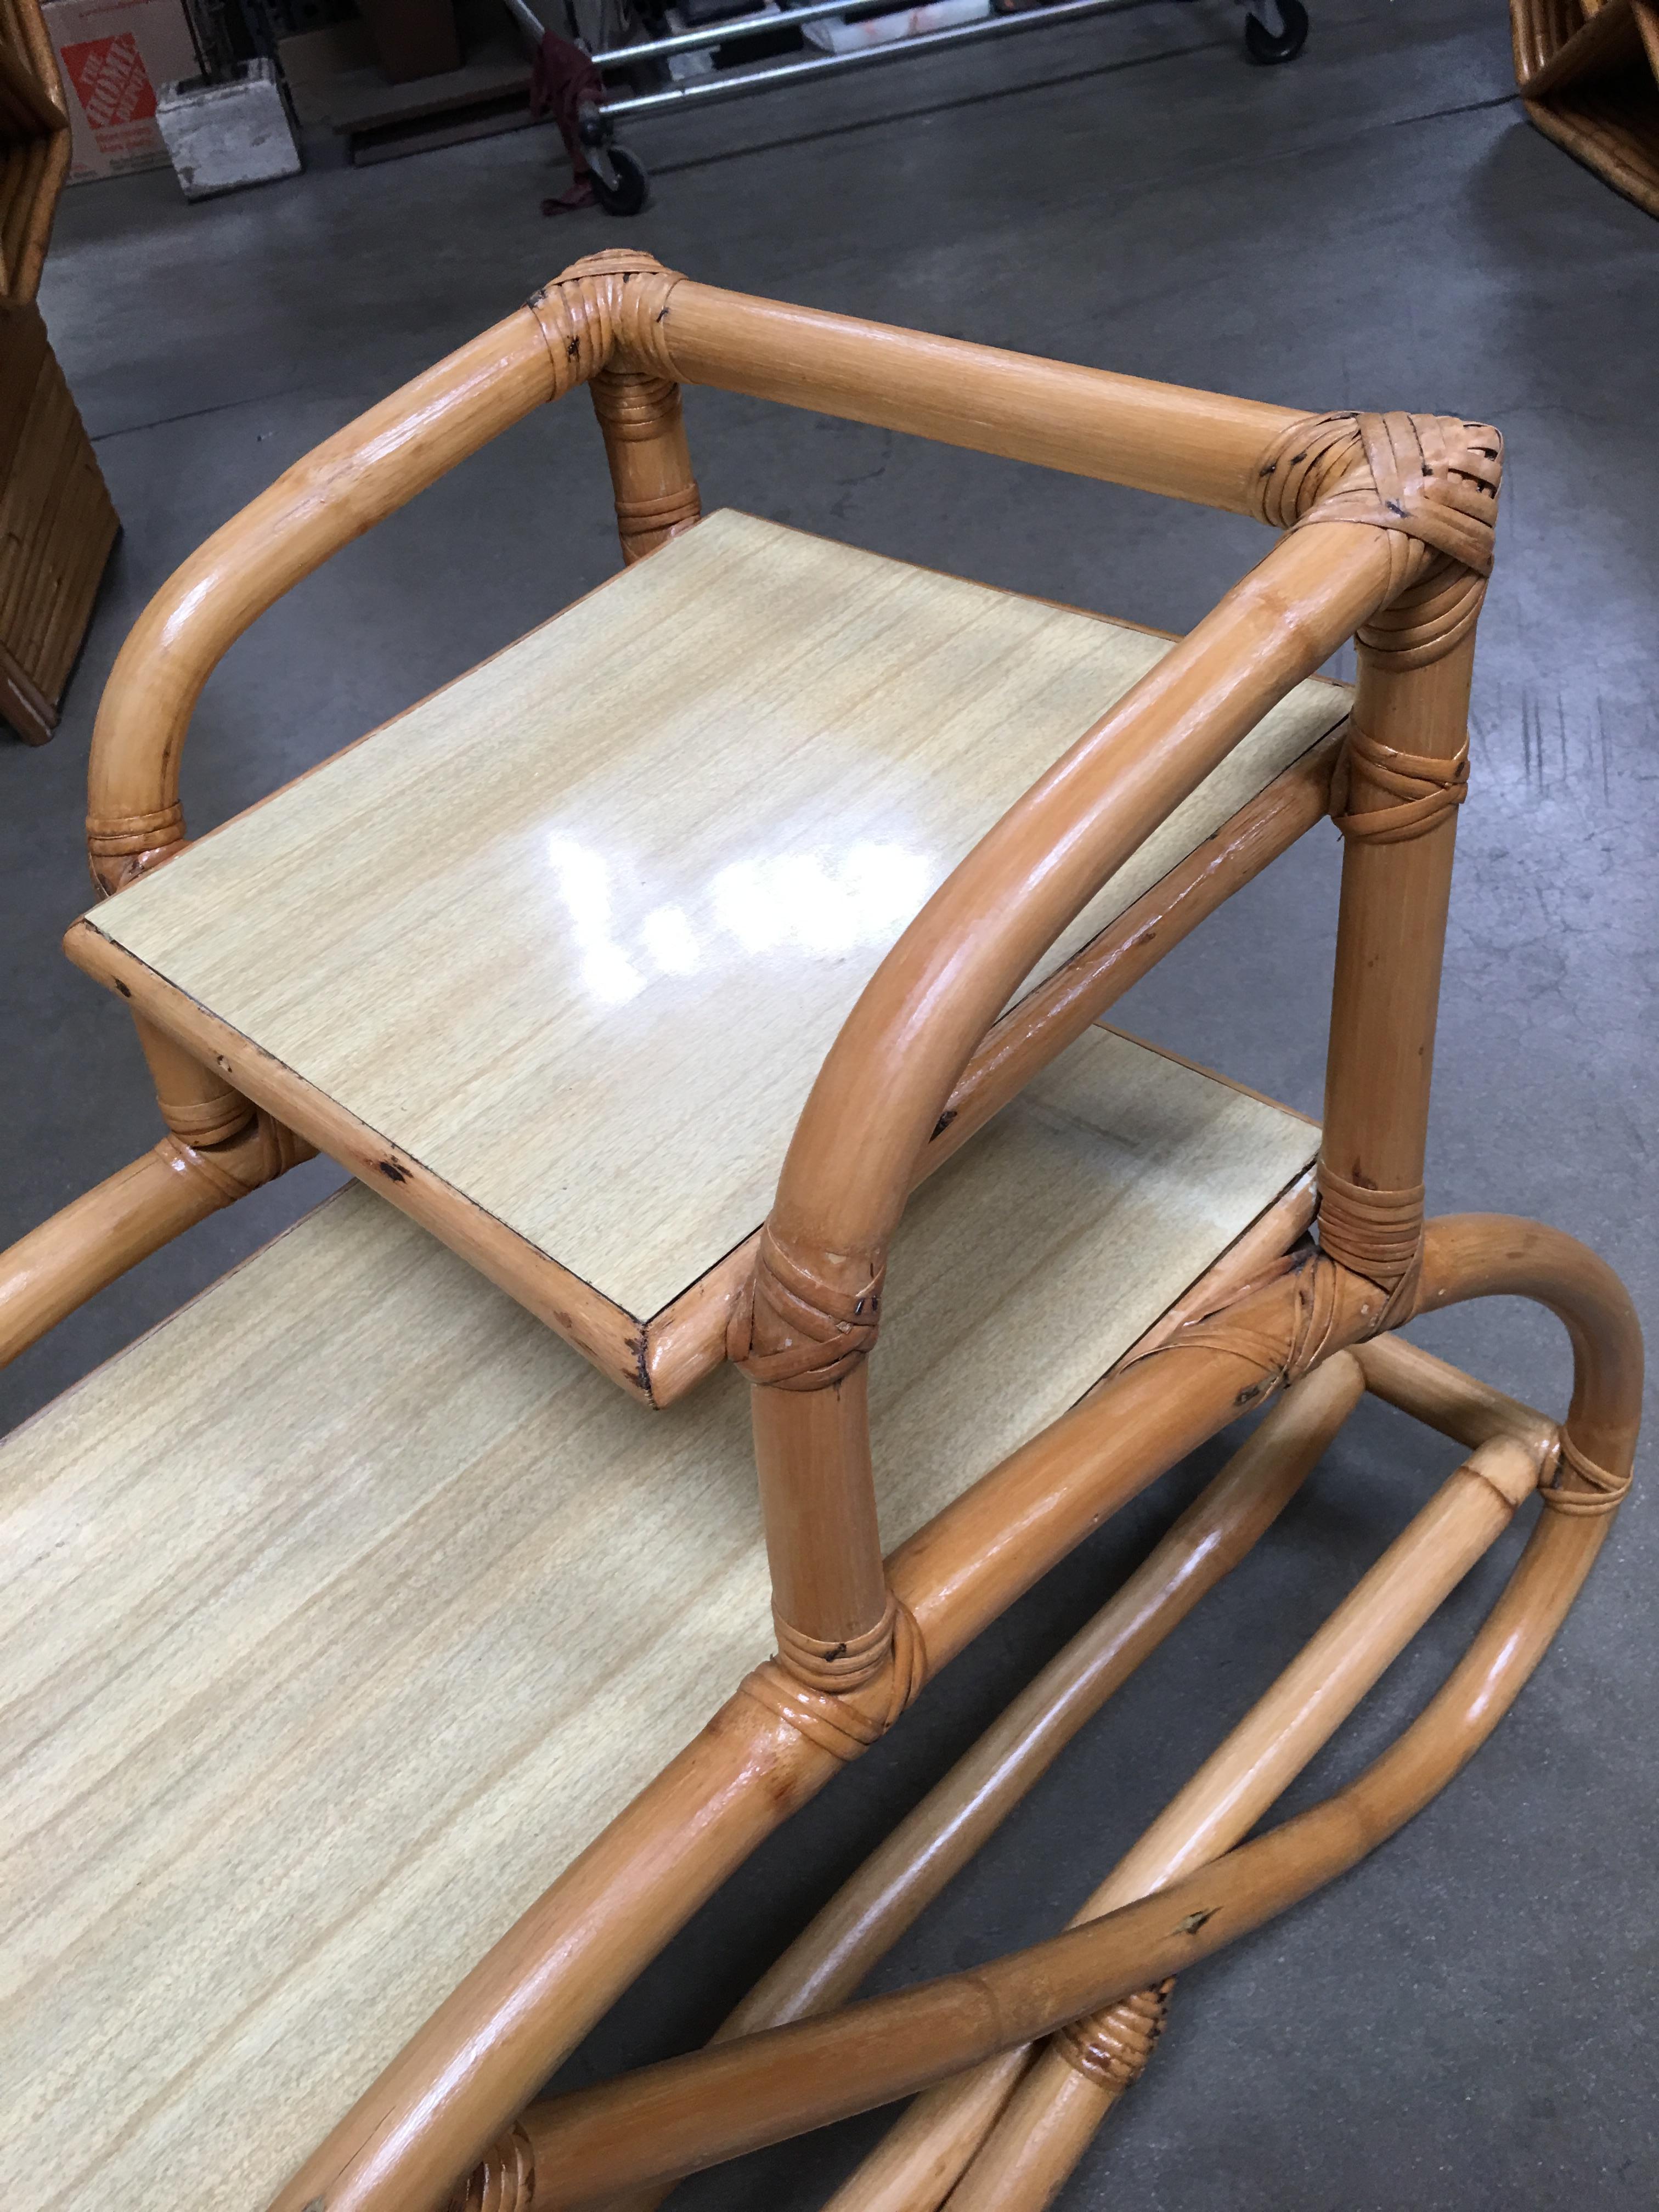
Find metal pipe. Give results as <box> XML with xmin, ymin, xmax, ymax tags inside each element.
<box><xmin>592</xmin><ymin>0</ymin><xmax>890</xmax><ymax>69</ymax></box>
<box><xmin>500</xmin><ymin>0</ymin><xmax>546</xmax><ymax>48</ymax></box>
<box><xmin>594</xmin><ymin>0</ymin><xmax>1150</xmax><ymax>120</ymax></box>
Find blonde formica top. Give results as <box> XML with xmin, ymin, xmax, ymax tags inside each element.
<box><xmin>86</xmin><ymin>510</ymin><xmax>1344</xmax><ymax>1327</ymax></box>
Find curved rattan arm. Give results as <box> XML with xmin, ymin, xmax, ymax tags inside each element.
<box><xmin>83</xmin><ymin>250</ymin><xmax>685</xmax><ymax>895</ymax></box>
<box><xmin>771</xmin><ymin>523</ymin><xmax>1405</xmax><ymax>1283</ymax></box>
<box><xmin>79</xmin><ymin>256</ymin><xmax>1368</xmax><ymax>895</ymax></box>
<box><xmin>738</xmin><ymin>409</ymin><xmax>1503</xmax><ymax>1678</ymax></box>
<box><xmin>735</xmin><ymin>516</ymin><xmax>1420</xmax><ymax>1666</ymax></box>
<box><xmin>761</xmin><ymin>415</ymin><xmax>1502</xmax><ymax>1312</ymax></box>
<box><xmin>87</xmin><ymin>310</ymin><xmax>548</xmax><ymax>891</ymax></box>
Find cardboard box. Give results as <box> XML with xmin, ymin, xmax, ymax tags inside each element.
<box><xmin>156</xmin><ymin>58</ymin><xmax>301</xmax><ymax>199</ymax></box>
<box><xmin>42</xmin><ymin>0</ymin><xmax>199</xmax><ymax>182</ymax></box>
<box><xmin>275</xmin><ymin>20</ymin><xmax>374</xmax><ymax>128</ymax></box>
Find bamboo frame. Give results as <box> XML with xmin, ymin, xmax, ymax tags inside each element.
<box><xmin>527</xmin><ymin>1424</ymin><xmax>1543</xmax><ymax>2210</ymax></box>
<box><xmin>455</xmin><ymin>1223</ymin><xmax>1633</xmax><ymax>2210</ymax></box>
<box><xmin>0</xmin><ymin>253</ymin><xmax>1635</xmax><ymax>2212</ymax></box>
<box><xmin>599</xmin><ymin>1355</ymin><xmax>1367</xmax><ymax>2212</ymax></box>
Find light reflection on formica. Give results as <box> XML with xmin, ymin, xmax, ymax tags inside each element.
<box><xmin>546</xmin><ymin>834</ymin><xmax>934</xmax><ymax>1009</ymax></box>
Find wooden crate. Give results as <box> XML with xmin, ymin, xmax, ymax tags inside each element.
<box><xmin>0</xmin><ymin>303</ymin><xmax>118</xmax><ymax>744</ymax></box>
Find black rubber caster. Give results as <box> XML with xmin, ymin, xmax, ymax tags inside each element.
<box><xmin>1243</xmin><ymin>0</ymin><xmax>1307</xmax><ymax>62</ymax></box>
<box><xmin>590</xmin><ymin>145</ymin><xmax>651</xmax><ymax>217</ymax></box>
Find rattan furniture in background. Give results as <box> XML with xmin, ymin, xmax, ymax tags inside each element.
<box><xmin>0</xmin><ymin>0</ymin><xmax>67</xmax><ymax>305</ymax></box>
<box><xmin>0</xmin><ymin>252</ymin><xmax>1641</xmax><ymax>2212</ymax></box>
<box><xmin>1511</xmin><ymin>0</ymin><xmax>1659</xmax><ymax>215</ymax></box>
<box><xmin>0</xmin><ymin>0</ymin><xmax>117</xmax><ymax>744</ymax></box>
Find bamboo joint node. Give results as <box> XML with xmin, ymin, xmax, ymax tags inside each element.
<box><xmin>1330</xmin><ymin>724</ymin><xmax>1470</xmax><ymax>845</ymax></box>
<box><xmin>1058</xmin><ymin>1978</ymin><xmax>1176</xmax><ymax>2090</ymax></box>
<box><xmin>1254</xmin><ymin>410</ymin><xmax>1502</xmax><ymax>667</ymax></box>
<box><xmin>742</xmin><ymin>1595</ymin><xmax>925</xmax><ymax>1759</ymax></box>
<box><xmin>611</xmin><ymin>482</ymin><xmax>704</xmax><ymax>552</ymax></box>
<box><xmin>728</xmin><ymin>1227</ymin><xmax>885</xmax><ymax>1390</ymax></box>
<box><xmin>589</xmin><ymin>359</ymin><xmax>704</xmax><ymax>558</ymax></box>
<box><xmin>611</xmin><ymin>481</ymin><xmax>701</xmax><ymax>519</ymax></box>
<box><xmin>774</xmin><ymin>1592</ymin><xmax>915</xmax><ymax>1693</ymax></box>
<box><xmin>1541</xmin><ymin>1433</ymin><xmax>1632</xmax><ymax>1519</ymax></box>
<box><xmin>589</xmin><ymin>364</ymin><xmax>684</xmax><ymax>439</ymax></box>
<box><xmin>85</xmin><ymin>801</ymin><xmax>188</xmax><ymax>895</ymax></box>
<box><xmin>155</xmin><ymin>1092</ymin><xmax>256</xmax><ymax>1149</ymax></box>
<box><xmin>1315</xmin><ymin>1164</ymin><xmax>1424</xmax><ymax>1296</ymax></box>
<box><xmin>447</xmin><ymin>2121</ymin><xmax>536</xmax><ymax>2212</ymax></box>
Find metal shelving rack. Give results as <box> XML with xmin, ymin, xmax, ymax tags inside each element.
<box><xmin>504</xmin><ymin>0</ymin><xmax>1309</xmax><ymax>211</ymax></box>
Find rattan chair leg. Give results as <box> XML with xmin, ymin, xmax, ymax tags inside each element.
<box><xmin>502</xmin><ymin>1434</ymin><xmax>1543</xmax><ymax>2207</ymax></box>
<box><xmin>439</xmin><ymin>1215</ymin><xmax>1635</xmax><ymax>2212</ymax></box>
<box><xmin>938</xmin><ymin>1434</ymin><xmax>1539</xmax><ymax>2212</ymax></box>
<box><xmin>588</xmin><ymin>363</ymin><xmax>701</xmax><ymax>564</ymax></box>
<box><xmin>1355</xmin><ymin>1331</ymin><xmax>1561</xmax><ymax>1468</ymax></box>
<box><xmin>1318</xmin><ymin>635</ymin><xmax>1477</xmax><ymax>1305</ymax></box>
<box><xmin>583</xmin><ymin>1357</ymin><xmax>1364</xmax><ymax>2212</ymax></box>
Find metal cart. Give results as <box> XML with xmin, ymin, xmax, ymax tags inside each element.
<box><xmin>504</xmin><ymin>0</ymin><xmax>1309</xmax><ymax>213</ymax></box>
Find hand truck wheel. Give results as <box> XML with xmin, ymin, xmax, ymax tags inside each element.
<box><xmin>1243</xmin><ymin>0</ymin><xmax>1307</xmax><ymax>63</ymax></box>
<box><xmin>588</xmin><ymin>144</ymin><xmax>651</xmax><ymax>217</ymax></box>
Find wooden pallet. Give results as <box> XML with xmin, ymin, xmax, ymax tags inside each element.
<box><xmin>0</xmin><ymin>305</ymin><xmax>118</xmax><ymax>745</ymax></box>
<box><xmin>1511</xmin><ymin>0</ymin><xmax>1659</xmax><ymax>217</ymax></box>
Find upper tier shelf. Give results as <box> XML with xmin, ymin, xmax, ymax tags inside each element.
<box><xmin>70</xmin><ymin>510</ymin><xmax>1346</xmax><ymax>1400</ymax></box>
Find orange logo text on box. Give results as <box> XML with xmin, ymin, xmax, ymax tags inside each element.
<box><xmin>60</xmin><ymin>32</ymin><xmax>157</xmax><ymax>132</ymax></box>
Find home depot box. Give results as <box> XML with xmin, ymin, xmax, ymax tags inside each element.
<box><xmin>43</xmin><ymin>0</ymin><xmax>198</xmax><ymax>182</ymax></box>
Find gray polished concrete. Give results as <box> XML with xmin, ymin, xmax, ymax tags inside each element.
<box><xmin>5</xmin><ymin>0</ymin><xmax>1656</xmax><ymax>2202</ymax></box>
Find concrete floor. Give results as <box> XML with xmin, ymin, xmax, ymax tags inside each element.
<box><xmin>5</xmin><ymin>0</ymin><xmax>1657</xmax><ymax>2202</ymax></box>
